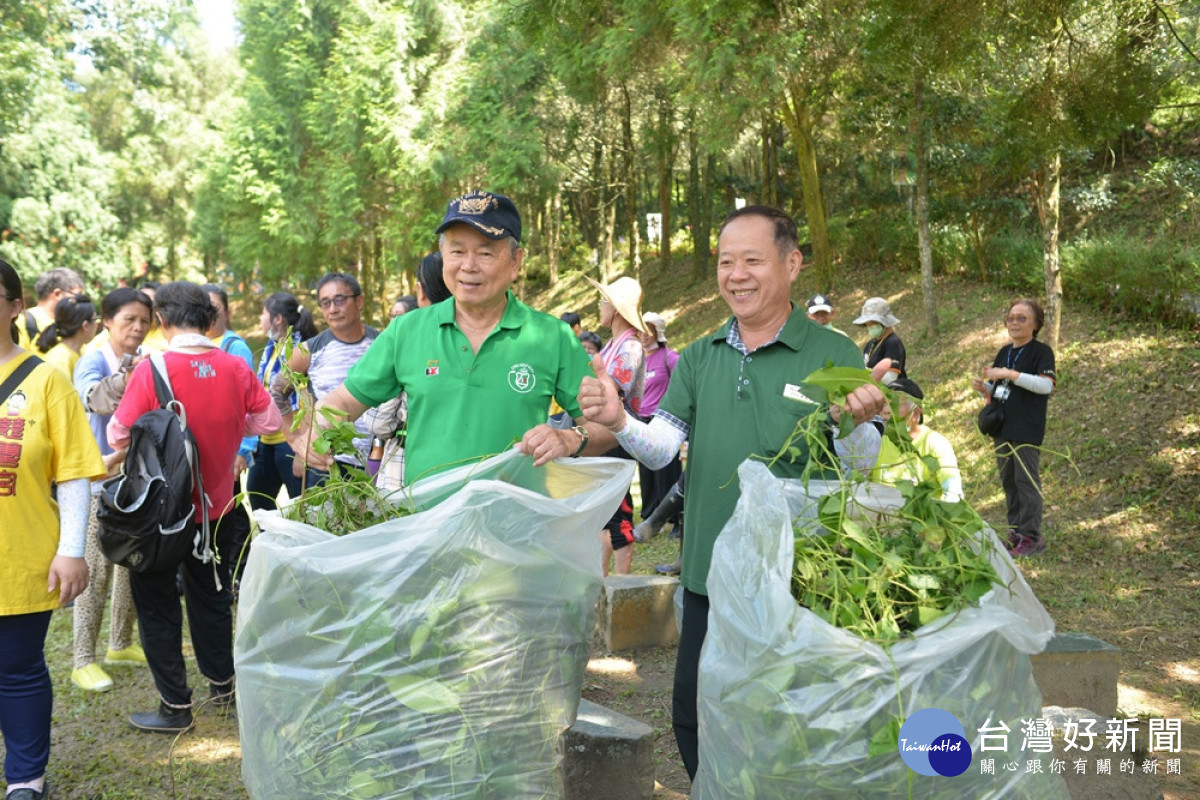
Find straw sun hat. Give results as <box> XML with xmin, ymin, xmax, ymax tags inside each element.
<box><xmin>588</xmin><ymin>276</ymin><xmax>646</xmax><ymax>332</ymax></box>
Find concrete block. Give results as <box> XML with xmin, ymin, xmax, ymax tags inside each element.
<box><xmin>596</xmin><ymin>575</ymin><xmax>679</xmax><ymax>652</ymax></box>
<box><xmin>1031</xmin><ymin>632</ymin><xmax>1121</xmax><ymax>718</ymax></box>
<box><xmin>1043</xmin><ymin>706</ymin><xmax>1164</xmax><ymax>800</ymax></box>
<box><xmin>562</xmin><ymin>699</ymin><xmax>655</xmax><ymax>800</ymax></box>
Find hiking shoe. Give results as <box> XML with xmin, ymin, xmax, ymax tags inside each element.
<box><xmin>1010</xmin><ymin>535</ymin><xmax>1047</xmax><ymax>557</ymax></box>
<box><xmin>655</xmin><ymin>560</ymin><xmax>681</xmax><ymax>575</ymax></box>
<box><xmin>6</xmin><ymin>783</ymin><xmax>48</xmax><ymax>800</ymax></box>
<box><xmin>208</xmin><ymin>683</ymin><xmax>236</xmax><ymax>710</ymax></box>
<box><xmin>104</xmin><ymin>644</ymin><xmax>148</xmax><ymax>666</ymax></box>
<box><xmin>70</xmin><ymin>663</ymin><xmax>113</xmax><ymax>692</ymax></box>
<box><xmin>129</xmin><ymin>702</ymin><xmax>194</xmax><ymax>734</ymax></box>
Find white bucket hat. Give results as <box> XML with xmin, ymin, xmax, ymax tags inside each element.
<box><xmin>853</xmin><ymin>297</ymin><xmax>900</xmax><ymax>327</ymax></box>
<box><xmin>588</xmin><ymin>276</ymin><xmax>646</xmax><ymax>332</ymax></box>
<box><xmin>641</xmin><ymin>311</ymin><xmax>668</xmax><ymax>344</ymax></box>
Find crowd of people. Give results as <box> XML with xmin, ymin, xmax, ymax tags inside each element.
<box><xmin>0</xmin><ymin>192</ymin><xmax>1056</xmax><ymax>798</ymax></box>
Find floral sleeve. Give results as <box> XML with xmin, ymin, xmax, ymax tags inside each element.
<box><xmin>608</xmin><ymin>338</ymin><xmax>646</xmax><ymax>415</ymax></box>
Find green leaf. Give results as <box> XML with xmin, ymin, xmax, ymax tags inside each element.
<box><xmin>385</xmin><ymin>674</ymin><xmax>461</xmax><ymax>716</ymax></box>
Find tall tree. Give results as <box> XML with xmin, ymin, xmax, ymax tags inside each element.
<box><xmin>0</xmin><ymin>82</ymin><xmax>124</xmax><ymax>285</ymax></box>
<box><xmin>995</xmin><ymin>0</ymin><xmax>1163</xmax><ymax>348</ymax></box>
<box><xmin>671</xmin><ymin>0</ymin><xmax>868</xmax><ymax>290</ymax></box>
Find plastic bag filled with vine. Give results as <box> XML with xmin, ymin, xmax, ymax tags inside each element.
<box><xmin>692</xmin><ymin>459</ymin><xmax>1069</xmax><ymax>800</ymax></box>
<box><xmin>236</xmin><ymin>448</ymin><xmax>635</xmax><ymax>800</ymax></box>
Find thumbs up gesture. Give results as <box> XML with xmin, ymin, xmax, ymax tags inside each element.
<box><xmin>578</xmin><ymin>353</ymin><xmax>626</xmax><ymax>432</ymax></box>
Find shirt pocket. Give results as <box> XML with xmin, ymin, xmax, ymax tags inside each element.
<box><xmin>757</xmin><ymin>389</ymin><xmax>821</xmax><ymax>457</ymax></box>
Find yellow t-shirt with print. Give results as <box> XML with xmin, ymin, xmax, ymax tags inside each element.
<box><xmin>0</xmin><ymin>352</ymin><xmax>106</xmax><ymax>615</ymax></box>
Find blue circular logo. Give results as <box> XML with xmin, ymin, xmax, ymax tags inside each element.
<box><xmin>897</xmin><ymin>708</ymin><xmax>973</xmax><ymax>777</ymax></box>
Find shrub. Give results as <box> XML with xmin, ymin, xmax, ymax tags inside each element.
<box><xmin>832</xmin><ymin>208</ymin><xmax>918</xmax><ymax>270</ymax></box>
<box><xmin>984</xmin><ymin>232</ymin><xmax>1043</xmax><ymax>294</ymax></box>
<box><xmin>1062</xmin><ymin>236</ymin><xmax>1200</xmax><ymax>327</ymax></box>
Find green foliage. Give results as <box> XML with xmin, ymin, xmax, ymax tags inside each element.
<box><xmin>1062</xmin><ymin>236</ymin><xmax>1200</xmax><ymax>327</ymax></box>
<box><xmin>983</xmin><ymin>232</ymin><xmax>1044</xmax><ymax>295</ymax></box>
<box><xmin>0</xmin><ymin>82</ymin><xmax>124</xmax><ymax>285</ymax></box>
<box><xmin>831</xmin><ymin>209</ymin><xmax>918</xmax><ymax>270</ymax></box>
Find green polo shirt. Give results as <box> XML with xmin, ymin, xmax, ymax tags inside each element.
<box><xmin>659</xmin><ymin>307</ymin><xmax>863</xmax><ymax>595</ymax></box>
<box><xmin>343</xmin><ymin>292</ymin><xmax>591</xmax><ymax>483</ymax></box>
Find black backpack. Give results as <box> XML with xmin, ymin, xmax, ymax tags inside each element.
<box><xmin>97</xmin><ymin>354</ymin><xmax>212</xmax><ymax>574</ymax></box>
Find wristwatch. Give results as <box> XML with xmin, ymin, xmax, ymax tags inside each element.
<box><xmin>570</xmin><ymin>425</ymin><xmax>589</xmax><ymax>457</ymax></box>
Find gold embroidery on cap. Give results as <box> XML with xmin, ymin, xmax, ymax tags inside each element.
<box><xmin>456</xmin><ymin>193</ymin><xmax>497</xmax><ymax>216</ymax></box>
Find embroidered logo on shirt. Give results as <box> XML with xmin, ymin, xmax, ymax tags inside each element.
<box><xmin>782</xmin><ymin>383</ymin><xmax>818</xmax><ymax>405</ymax></box>
<box><xmin>425</xmin><ymin>360</ymin><xmax>440</xmax><ymax>377</ymax></box>
<box><xmin>507</xmin><ymin>363</ymin><xmax>536</xmax><ymax>394</ymax></box>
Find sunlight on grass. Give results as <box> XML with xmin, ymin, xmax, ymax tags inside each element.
<box><xmin>587</xmin><ymin>656</ymin><xmax>639</xmax><ymax>679</ymax></box>
<box><xmin>1167</xmin><ymin>663</ymin><xmax>1200</xmax><ymax>685</ymax></box>
<box><xmin>170</xmin><ymin>734</ymin><xmax>244</xmax><ymax>764</ymax></box>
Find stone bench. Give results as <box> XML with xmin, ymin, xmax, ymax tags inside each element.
<box><xmin>1031</xmin><ymin>632</ymin><xmax>1121</xmax><ymax>718</ymax></box>
<box><xmin>562</xmin><ymin>699</ymin><xmax>656</xmax><ymax>800</ymax></box>
<box><xmin>595</xmin><ymin>575</ymin><xmax>680</xmax><ymax>652</ymax></box>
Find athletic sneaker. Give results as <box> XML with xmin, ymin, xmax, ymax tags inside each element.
<box><xmin>104</xmin><ymin>644</ymin><xmax>148</xmax><ymax>666</ymax></box>
<box><xmin>70</xmin><ymin>662</ymin><xmax>114</xmax><ymax>692</ymax></box>
<box><xmin>1010</xmin><ymin>535</ymin><xmax>1046</xmax><ymax>557</ymax></box>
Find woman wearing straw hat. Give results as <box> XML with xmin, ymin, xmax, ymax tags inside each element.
<box><xmin>588</xmin><ymin>276</ymin><xmax>647</xmax><ymax>576</ymax></box>
<box><xmin>853</xmin><ymin>296</ymin><xmax>907</xmax><ymax>385</ymax></box>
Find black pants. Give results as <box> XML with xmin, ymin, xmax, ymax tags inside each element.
<box><xmin>128</xmin><ymin>513</ymin><xmax>236</xmax><ymax>707</ymax></box>
<box><xmin>219</xmin><ymin>479</ymin><xmax>252</xmax><ymax>586</ymax></box>
<box><xmin>995</xmin><ymin>438</ymin><xmax>1043</xmax><ymax>538</ymax></box>
<box><xmin>673</xmin><ymin>588</ymin><xmax>709</xmax><ymax>781</ymax></box>
<box><xmin>638</xmin><ymin>453</ymin><xmax>683</xmax><ymax>522</ymax></box>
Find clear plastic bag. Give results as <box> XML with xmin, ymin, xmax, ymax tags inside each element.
<box><xmin>237</xmin><ymin>449</ymin><xmax>634</xmax><ymax>800</ymax></box>
<box><xmin>693</xmin><ymin>459</ymin><xmax>1069</xmax><ymax>799</ymax></box>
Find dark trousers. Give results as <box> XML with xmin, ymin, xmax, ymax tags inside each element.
<box><xmin>638</xmin><ymin>453</ymin><xmax>683</xmax><ymax>522</ymax></box>
<box><xmin>0</xmin><ymin>611</ymin><xmax>53</xmax><ymax>783</ymax></box>
<box><xmin>246</xmin><ymin>440</ymin><xmax>304</xmax><ymax>511</ymax></box>
<box><xmin>995</xmin><ymin>439</ymin><xmax>1043</xmax><ymax>537</ymax></box>
<box><xmin>673</xmin><ymin>588</ymin><xmax>709</xmax><ymax>781</ymax></box>
<box><xmin>219</xmin><ymin>478</ymin><xmax>252</xmax><ymax>585</ymax></box>
<box><xmin>129</xmin><ymin>514</ymin><xmax>236</xmax><ymax>706</ymax></box>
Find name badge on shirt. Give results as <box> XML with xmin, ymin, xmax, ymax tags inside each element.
<box><xmin>783</xmin><ymin>383</ymin><xmax>818</xmax><ymax>405</ymax></box>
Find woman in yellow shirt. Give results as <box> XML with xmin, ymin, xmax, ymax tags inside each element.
<box><xmin>34</xmin><ymin>294</ymin><xmax>99</xmax><ymax>379</ymax></box>
<box><xmin>1</xmin><ymin>259</ymin><xmax>105</xmax><ymax>800</ymax></box>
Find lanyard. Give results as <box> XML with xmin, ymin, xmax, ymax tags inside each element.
<box><xmin>1006</xmin><ymin>345</ymin><xmax>1027</xmax><ymax>371</ymax></box>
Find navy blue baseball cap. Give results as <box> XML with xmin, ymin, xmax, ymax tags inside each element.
<box><xmin>435</xmin><ymin>190</ymin><xmax>522</xmax><ymax>242</ymax></box>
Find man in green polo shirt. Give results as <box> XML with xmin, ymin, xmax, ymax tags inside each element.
<box><xmin>293</xmin><ymin>190</ymin><xmax>616</xmax><ymax>481</ymax></box>
<box><xmin>577</xmin><ymin>204</ymin><xmax>891</xmax><ymax>782</ymax></box>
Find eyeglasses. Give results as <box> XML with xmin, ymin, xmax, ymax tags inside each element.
<box><xmin>1006</xmin><ymin>314</ymin><xmax>1029</xmax><ymax>324</ymax></box>
<box><xmin>318</xmin><ymin>293</ymin><xmax>360</xmax><ymax>310</ymax></box>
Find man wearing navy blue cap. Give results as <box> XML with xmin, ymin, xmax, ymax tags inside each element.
<box><xmin>293</xmin><ymin>191</ymin><xmax>615</xmax><ymax>482</ymax></box>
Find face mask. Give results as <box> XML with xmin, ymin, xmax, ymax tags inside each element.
<box><xmin>823</xmin><ymin>322</ymin><xmax>835</xmax><ymax>330</ymax></box>
<box><xmin>867</xmin><ymin>324</ymin><xmax>884</xmax><ymax>339</ymax></box>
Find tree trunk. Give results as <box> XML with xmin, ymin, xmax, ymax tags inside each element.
<box><xmin>912</xmin><ymin>74</ymin><xmax>938</xmax><ymax>334</ymax></box>
<box><xmin>657</xmin><ymin>96</ymin><xmax>674</xmax><ymax>271</ymax></box>
<box><xmin>548</xmin><ymin>191</ymin><xmax>561</xmax><ymax>286</ymax></box>
<box><xmin>697</xmin><ymin>152</ymin><xmax>715</xmax><ymax>280</ymax></box>
<box><xmin>621</xmin><ymin>83</ymin><xmax>640</xmax><ymax>279</ymax></box>
<box><xmin>689</xmin><ymin>122</ymin><xmax>705</xmax><ymax>279</ymax></box>
<box><xmin>1040</xmin><ymin>152</ymin><xmax>1063</xmax><ymax>350</ymax></box>
<box><xmin>780</xmin><ymin>83</ymin><xmax>833</xmax><ymax>289</ymax></box>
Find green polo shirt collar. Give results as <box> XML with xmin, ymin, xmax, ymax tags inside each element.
<box><xmin>434</xmin><ymin>290</ymin><xmax>526</xmax><ymax>335</ymax></box>
<box><xmin>708</xmin><ymin>303</ymin><xmax>811</xmax><ymax>353</ymax></box>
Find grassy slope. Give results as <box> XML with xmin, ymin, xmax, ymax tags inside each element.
<box><xmin>528</xmin><ymin>254</ymin><xmax>1200</xmax><ymax>797</ymax></box>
